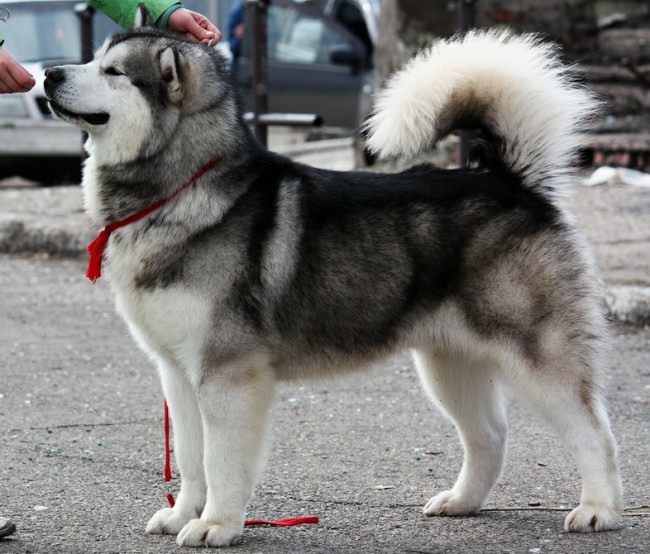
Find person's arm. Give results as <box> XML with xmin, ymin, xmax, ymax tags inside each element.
<box><xmin>86</xmin><ymin>1</ymin><xmax>221</xmax><ymax>43</ymax></box>
<box><xmin>85</xmin><ymin>0</ymin><xmax>180</xmax><ymax>31</ymax></box>
<box><xmin>0</xmin><ymin>45</ymin><xmax>36</xmax><ymax>93</ymax></box>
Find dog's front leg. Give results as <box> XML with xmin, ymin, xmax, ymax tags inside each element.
<box><xmin>177</xmin><ymin>362</ymin><xmax>275</xmax><ymax>547</ymax></box>
<box><xmin>146</xmin><ymin>364</ymin><xmax>206</xmax><ymax>535</ymax></box>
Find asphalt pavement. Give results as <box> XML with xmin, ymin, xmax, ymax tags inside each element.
<box><xmin>0</xmin><ymin>146</ymin><xmax>648</xmax><ymax>553</ymax></box>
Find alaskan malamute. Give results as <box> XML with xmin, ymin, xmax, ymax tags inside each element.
<box><xmin>44</xmin><ymin>8</ymin><xmax>623</xmax><ymax>547</ymax></box>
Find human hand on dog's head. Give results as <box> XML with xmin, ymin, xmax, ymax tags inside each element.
<box><xmin>0</xmin><ymin>47</ymin><xmax>35</xmax><ymax>93</ymax></box>
<box><xmin>167</xmin><ymin>8</ymin><xmax>222</xmax><ymax>45</ymax></box>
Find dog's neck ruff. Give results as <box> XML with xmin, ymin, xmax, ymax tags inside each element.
<box><xmin>85</xmin><ymin>157</ymin><xmax>221</xmax><ymax>283</ymax></box>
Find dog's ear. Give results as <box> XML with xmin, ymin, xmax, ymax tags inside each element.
<box><xmin>133</xmin><ymin>3</ymin><xmax>154</xmax><ymax>29</ymax></box>
<box><xmin>158</xmin><ymin>47</ymin><xmax>187</xmax><ymax>106</ymax></box>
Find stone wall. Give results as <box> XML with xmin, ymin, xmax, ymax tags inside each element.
<box><xmin>379</xmin><ymin>1</ymin><xmax>650</xmax><ymax>167</ymax></box>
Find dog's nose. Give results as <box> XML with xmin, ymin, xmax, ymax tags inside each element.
<box><xmin>44</xmin><ymin>67</ymin><xmax>65</xmax><ymax>83</ymax></box>
<box><xmin>44</xmin><ymin>67</ymin><xmax>66</xmax><ymax>97</ymax></box>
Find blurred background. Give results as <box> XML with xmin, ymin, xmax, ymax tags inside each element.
<box><xmin>1</xmin><ymin>0</ymin><xmax>649</xmax><ymax>183</ymax></box>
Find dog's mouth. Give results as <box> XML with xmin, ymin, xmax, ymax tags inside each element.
<box><xmin>48</xmin><ymin>100</ymin><xmax>110</xmax><ymax>126</ymax></box>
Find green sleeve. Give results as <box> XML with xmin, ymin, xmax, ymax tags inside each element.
<box><xmin>86</xmin><ymin>0</ymin><xmax>182</xmax><ymax>30</ymax></box>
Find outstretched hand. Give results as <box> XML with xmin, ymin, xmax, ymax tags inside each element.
<box><xmin>0</xmin><ymin>47</ymin><xmax>36</xmax><ymax>93</ymax></box>
<box><xmin>167</xmin><ymin>8</ymin><xmax>222</xmax><ymax>45</ymax></box>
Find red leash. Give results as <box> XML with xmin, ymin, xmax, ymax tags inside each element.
<box><xmin>86</xmin><ymin>157</ymin><xmax>221</xmax><ymax>283</ymax></box>
<box><xmin>163</xmin><ymin>399</ymin><xmax>176</xmax><ymax>508</ymax></box>
<box><xmin>163</xmin><ymin>399</ymin><xmax>318</xmax><ymax>528</ymax></box>
<box><xmin>244</xmin><ymin>517</ymin><xmax>319</xmax><ymax>527</ymax></box>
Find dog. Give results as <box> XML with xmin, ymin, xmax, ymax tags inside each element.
<box><xmin>43</xmin><ymin>8</ymin><xmax>623</xmax><ymax>547</ymax></box>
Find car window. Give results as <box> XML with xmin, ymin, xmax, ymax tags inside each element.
<box><xmin>2</xmin><ymin>3</ymin><xmax>79</xmax><ymax>62</ymax></box>
<box><xmin>268</xmin><ymin>4</ymin><xmax>356</xmax><ymax>65</ymax></box>
<box><xmin>1</xmin><ymin>2</ymin><xmax>121</xmax><ymax>63</ymax></box>
<box><xmin>331</xmin><ymin>0</ymin><xmax>373</xmax><ymax>60</ymax></box>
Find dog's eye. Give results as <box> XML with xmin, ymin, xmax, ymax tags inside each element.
<box><xmin>103</xmin><ymin>67</ymin><xmax>124</xmax><ymax>76</ymax></box>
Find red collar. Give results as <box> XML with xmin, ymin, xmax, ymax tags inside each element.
<box><xmin>85</xmin><ymin>157</ymin><xmax>221</xmax><ymax>283</ymax></box>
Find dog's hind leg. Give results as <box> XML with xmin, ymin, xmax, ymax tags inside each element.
<box><xmin>413</xmin><ymin>349</ymin><xmax>508</xmax><ymax>516</ymax></box>
<box><xmin>146</xmin><ymin>362</ymin><xmax>206</xmax><ymax>535</ymax></box>
<box><xmin>504</xmin><ymin>349</ymin><xmax>623</xmax><ymax>532</ymax></box>
<box><xmin>176</xmin><ymin>357</ymin><xmax>275</xmax><ymax>547</ymax></box>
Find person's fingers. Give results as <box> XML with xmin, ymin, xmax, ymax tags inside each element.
<box><xmin>206</xmin><ymin>29</ymin><xmax>223</xmax><ymax>44</ymax></box>
<box><xmin>196</xmin><ymin>14</ymin><xmax>221</xmax><ymax>42</ymax></box>
<box><xmin>10</xmin><ymin>65</ymin><xmax>36</xmax><ymax>91</ymax></box>
<box><xmin>0</xmin><ymin>65</ymin><xmax>34</xmax><ymax>93</ymax></box>
<box><xmin>0</xmin><ymin>66</ymin><xmax>11</xmax><ymax>93</ymax></box>
<box><xmin>0</xmin><ymin>82</ymin><xmax>34</xmax><ymax>93</ymax></box>
<box><xmin>169</xmin><ymin>9</ymin><xmax>222</xmax><ymax>43</ymax></box>
<box><xmin>0</xmin><ymin>49</ymin><xmax>35</xmax><ymax>92</ymax></box>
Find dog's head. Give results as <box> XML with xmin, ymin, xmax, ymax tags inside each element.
<box><xmin>44</xmin><ymin>7</ymin><xmax>234</xmax><ymax>164</ymax></box>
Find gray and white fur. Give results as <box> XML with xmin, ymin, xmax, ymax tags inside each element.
<box><xmin>44</xmin><ymin>23</ymin><xmax>623</xmax><ymax>547</ymax></box>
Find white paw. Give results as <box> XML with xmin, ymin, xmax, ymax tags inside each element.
<box><xmin>564</xmin><ymin>503</ymin><xmax>622</xmax><ymax>533</ymax></box>
<box><xmin>145</xmin><ymin>507</ymin><xmax>193</xmax><ymax>535</ymax></box>
<box><xmin>177</xmin><ymin>518</ymin><xmax>243</xmax><ymax>547</ymax></box>
<box><xmin>423</xmin><ymin>490</ymin><xmax>482</xmax><ymax>517</ymax></box>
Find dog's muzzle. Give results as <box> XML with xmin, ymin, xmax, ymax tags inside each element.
<box><xmin>44</xmin><ymin>67</ymin><xmax>110</xmax><ymax>126</ymax></box>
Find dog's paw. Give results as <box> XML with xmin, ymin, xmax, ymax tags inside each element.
<box><xmin>145</xmin><ymin>507</ymin><xmax>192</xmax><ymax>535</ymax></box>
<box><xmin>177</xmin><ymin>518</ymin><xmax>243</xmax><ymax>547</ymax></box>
<box><xmin>564</xmin><ymin>503</ymin><xmax>622</xmax><ymax>533</ymax></box>
<box><xmin>423</xmin><ymin>490</ymin><xmax>482</xmax><ymax>517</ymax></box>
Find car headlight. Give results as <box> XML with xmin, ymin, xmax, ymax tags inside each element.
<box><xmin>0</xmin><ymin>95</ymin><xmax>30</xmax><ymax>118</ymax></box>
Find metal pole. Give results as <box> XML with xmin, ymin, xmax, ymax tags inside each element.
<box><xmin>74</xmin><ymin>3</ymin><xmax>95</xmax><ymax>63</ymax></box>
<box><xmin>458</xmin><ymin>0</ymin><xmax>476</xmax><ymax>34</ymax></box>
<box><xmin>205</xmin><ymin>0</ymin><xmax>218</xmax><ymax>29</ymax></box>
<box><xmin>248</xmin><ymin>0</ymin><xmax>270</xmax><ymax>147</ymax></box>
<box><xmin>458</xmin><ymin>0</ymin><xmax>475</xmax><ymax>166</ymax></box>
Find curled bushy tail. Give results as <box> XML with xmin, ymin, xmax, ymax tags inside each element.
<box><xmin>364</xmin><ymin>31</ymin><xmax>597</xmax><ymax>195</ymax></box>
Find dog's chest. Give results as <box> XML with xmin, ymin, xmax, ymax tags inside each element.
<box><xmin>107</xmin><ymin>234</ymin><xmax>213</xmax><ymax>372</ymax></box>
<box><xmin>114</xmin><ymin>284</ymin><xmax>214</xmax><ymax>377</ymax></box>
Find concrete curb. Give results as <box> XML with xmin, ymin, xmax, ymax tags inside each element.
<box><xmin>605</xmin><ymin>285</ymin><xmax>650</xmax><ymax>327</ymax></box>
<box><xmin>274</xmin><ymin>137</ymin><xmax>356</xmax><ymax>170</ymax></box>
<box><xmin>0</xmin><ymin>220</ymin><xmax>91</xmax><ymax>259</ymax></box>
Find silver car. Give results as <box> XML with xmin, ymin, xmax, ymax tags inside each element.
<box><xmin>0</xmin><ymin>0</ymin><xmax>122</xmax><ymax>182</ymax></box>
